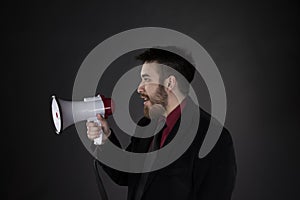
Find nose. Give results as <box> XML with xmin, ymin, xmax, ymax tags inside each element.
<box><xmin>137</xmin><ymin>81</ymin><xmax>144</xmax><ymax>94</ymax></box>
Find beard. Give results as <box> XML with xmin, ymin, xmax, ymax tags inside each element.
<box><xmin>142</xmin><ymin>85</ymin><xmax>168</xmax><ymax>119</ymax></box>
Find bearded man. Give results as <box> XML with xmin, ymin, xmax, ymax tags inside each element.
<box><xmin>87</xmin><ymin>48</ymin><xmax>237</xmax><ymax>200</ymax></box>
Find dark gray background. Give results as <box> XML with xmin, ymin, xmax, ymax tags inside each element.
<box><xmin>7</xmin><ymin>0</ymin><xmax>299</xmax><ymax>199</ymax></box>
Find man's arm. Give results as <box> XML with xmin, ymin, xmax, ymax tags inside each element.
<box><xmin>99</xmin><ymin>129</ymin><xmax>131</xmax><ymax>186</ymax></box>
<box><xmin>87</xmin><ymin>115</ymin><xmax>151</xmax><ymax>186</ymax></box>
<box><xmin>87</xmin><ymin>114</ymin><xmax>130</xmax><ymax>186</ymax></box>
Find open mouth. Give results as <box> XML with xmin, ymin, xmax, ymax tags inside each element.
<box><xmin>141</xmin><ymin>95</ymin><xmax>150</xmax><ymax>105</ymax></box>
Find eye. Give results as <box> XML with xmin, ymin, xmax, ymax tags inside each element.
<box><xmin>143</xmin><ymin>78</ymin><xmax>151</xmax><ymax>82</ymax></box>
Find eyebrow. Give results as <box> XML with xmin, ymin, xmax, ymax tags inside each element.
<box><xmin>141</xmin><ymin>74</ymin><xmax>150</xmax><ymax>78</ymax></box>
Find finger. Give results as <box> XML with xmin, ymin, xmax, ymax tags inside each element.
<box><xmin>88</xmin><ymin>126</ymin><xmax>101</xmax><ymax>132</ymax></box>
<box><xmin>86</xmin><ymin>121</ymin><xmax>98</xmax><ymax>127</ymax></box>
<box><xmin>87</xmin><ymin>130</ymin><xmax>102</xmax><ymax>138</ymax></box>
<box><xmin>96</xmin><ymin>114</ymin><xmax>103</xmax><ymax>120</ymax></box>
<box><xmin>87</xmin><ymin>133</ymin><xmax>101</xmax><ymax>140</ymax></box>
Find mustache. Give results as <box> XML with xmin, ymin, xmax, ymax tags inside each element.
<box><xmin>140</xmin><ymin>92</ymin><xmax>149</xmax><ymax>99</ymax></box>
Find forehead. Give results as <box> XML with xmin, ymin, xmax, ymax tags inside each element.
<box><xmin>140</xmin><ymin>62</ymin><xmax>160</xmax><ymax>77</ymax></box>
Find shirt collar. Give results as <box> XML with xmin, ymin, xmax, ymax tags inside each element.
<box><xmin>165</xmin><ymin>98</ymin><xmax>187</xmax><ymax>128</ymax></box>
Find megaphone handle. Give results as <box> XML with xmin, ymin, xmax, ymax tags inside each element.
<box><xmin>87</xmin><ymin>117</ymin><xmax>103</xmax><ymax>145</ymax></box>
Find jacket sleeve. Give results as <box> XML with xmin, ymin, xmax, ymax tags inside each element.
<box><xmin>97</xmin><ymin>129</ymin><xmax>133</xmax><ymax>186</ymax></box>
<box><xmin>194</xmin><ymin>128</ymin><xmax>237</xmax><ymax>199</ymax></box>
<box><xmin>96</xmin><ymin>117</ymin><xmax>150</xmax><ymax>186</ymax></box>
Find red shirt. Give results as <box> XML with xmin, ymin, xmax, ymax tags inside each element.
<box><xmin>160</xmin><ymin>98</ymin><xmax>187</xmax><ymax>148</ymax></box>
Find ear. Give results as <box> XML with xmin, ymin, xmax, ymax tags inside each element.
<box><xmin>165</xmin><ymin>75</ymin><xmax>176</xmax><ymax>91</ymax></box>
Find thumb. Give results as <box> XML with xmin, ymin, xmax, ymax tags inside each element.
<box><xmin>96</xmin><ymin>114</ymin><xmax>108</xmax><ymax>126</ymax></box>
<box><xmin>97</xmin><ymin>114</ymin><xmax>104</xmax><ymax>122</ymax></box>
<box><xmin>96</xmin><ymin>114</ymin><xmax>110</xmax><ymax>135</ymax></box>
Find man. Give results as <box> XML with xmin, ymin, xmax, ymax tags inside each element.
<box><xmin>87</xmin><ymin>48</ymin><xmax>237</xmax><ymax>200</ymax></box>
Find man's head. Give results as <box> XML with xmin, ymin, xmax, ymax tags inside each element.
<box><xmin>136</xmin><ymin>48</ymin><xmax>195</xmax><ymax>118</ymax></box>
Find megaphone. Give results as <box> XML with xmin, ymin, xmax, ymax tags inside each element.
<box><xmin>50</xmin><ymin>94</ymin><xmax>114</xmax><ymax>145</ymax></box>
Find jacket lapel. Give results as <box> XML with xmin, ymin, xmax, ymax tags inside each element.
<box><xmin>141</xmin><ymin>125</ymin><xmax>180</xmax><ymax>196</ymax></box>
<box><xmin>141</xmin><ymin>97</ymin><xmax>197</xmax><ymax>196</ymax></box>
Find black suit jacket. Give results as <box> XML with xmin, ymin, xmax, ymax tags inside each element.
<box><xmin>98</xmin><ymin>97</ymin><xmax>237</xmax><ymax>200</ymax></box>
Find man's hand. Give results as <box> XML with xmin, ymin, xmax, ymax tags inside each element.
<box><xmin>86</xmin><ymin>114</ymin><xmax>111</xmax><ymax>144</ymax></box>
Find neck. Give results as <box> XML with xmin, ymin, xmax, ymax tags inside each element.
<box><xmin>165</xmin><ymin>92</ymin><xmax>186</xmax><ymax>117</ymax></box>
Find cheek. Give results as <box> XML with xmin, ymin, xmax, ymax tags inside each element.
<box><xmin>145</xmin><ymin>84</ymin><xmax>157</xmax><ymax>95</ymax></box>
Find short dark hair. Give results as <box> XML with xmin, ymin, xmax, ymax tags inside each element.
<box><xmin>136</xmin><ymin>47</ymin><xmax>195</xmax><ymax>95</ymax></box>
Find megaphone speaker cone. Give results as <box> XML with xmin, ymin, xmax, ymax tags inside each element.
<box><xmin>51</xmin><ymin>95</ymin><xmax>62</xmax><ymax>134</ymax></box>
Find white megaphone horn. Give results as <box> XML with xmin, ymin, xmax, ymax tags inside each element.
<box><xmin>50</xmin><ymin>94</ymin><xmax>115</xmax><ymax>145</ymax></box>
